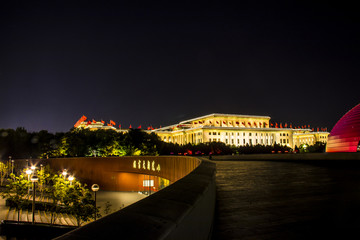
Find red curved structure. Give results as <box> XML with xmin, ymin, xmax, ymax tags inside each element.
<box><xmin>326</xmin><ymin>103</ymin><xmax>360</xmax><ymax>152</ymax></box>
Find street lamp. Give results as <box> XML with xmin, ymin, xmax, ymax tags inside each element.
<box><xmin>62</xmin><ymin>169</ymin><xmax>68</xmax><ymax>179</ymax></box>
<box><xmin>31</xmin><ymin>174</ymin><xmax>38</xmax><ymax>224</ymax></box>
<box><xmin>68</xmin><ymin>176</ymin><xmax>74</xmax><ymax>185</ymax></box>
<box><xmin>91</xmin><ymin>184</ymin><xmax>100</xmax><ymax>221</ymax></box>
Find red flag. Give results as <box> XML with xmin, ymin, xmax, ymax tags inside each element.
<box><xmin>119</xmin><ymin>124</ymin><xmax>121</xmax><ymax>129</ymax></box>
<box><xmin>110</xmin><ymin>120</ymin><xmax>116</xmax><ymax>126</ymax></box>
<box><xmin>129</xmin><ymin>124</ymin><xmax>132</xmax><ymax>128</ymax></box>
<box><xmin>284</xmin><ymin>123</ymin><xmax>287</xmax><ymax>128</ymax></box>
<box><xmin>138</xmin><ymin>125</ymin><xmax>142</xmax><ymax>129</ymax></box>
<box><xmin>271</xmin><ymin>123</ymin><xmax>274</xmax><ymax>126</ymax></box>
<box><xmin>74</xmin><ymin>115</ymin><xmax>87</xmax><ymax>128</ymax></box>
<box><xmin>280</xmin><ymin>123</ymin><xmax>283</xmax><ymax>128</ymax></box>
<box><xmin>101</xmin><ymin>120</ymin><xmax>105</xmax><ymax>124</ymax></box>
<box><xmin>290</xmin><ymin>123</ymin><xmax>292</xmax><ymax>128</ymax></box>
<box><xmin>147</xmin><ymin>126</ymin><xmax>151</xmax><ymax>130</ymax></box>
<box><xmin>275</xmin><ymin>123</ymin><xmax>278</xmax><ymax>128</ymax></box>
<box><xmin>92</xmin><ymin>119</ymin><xmax>96</xmax><ymax>123</ymax></box>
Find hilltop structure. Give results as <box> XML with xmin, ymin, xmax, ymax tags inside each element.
<box><xmin>74</xmin><ymin>113</ymin><xmax>329</xmax><ymax>150</ymax></box>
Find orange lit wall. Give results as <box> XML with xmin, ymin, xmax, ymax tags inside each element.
<box><xmin>44</xmin><ymin>156</ymin><xmax>200</xmax><ymax>191</ymax></box>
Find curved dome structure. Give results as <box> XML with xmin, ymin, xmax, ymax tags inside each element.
<box><xmin>326</xmin><ymin>103</ymin><xmax>360</xmax><ymax>152</ymax></box>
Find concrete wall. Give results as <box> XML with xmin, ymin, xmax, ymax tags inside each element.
<box><xmin>55</xmin><ymin>158</ymin><xmax>216</xmax><ymax>240</ymax></box>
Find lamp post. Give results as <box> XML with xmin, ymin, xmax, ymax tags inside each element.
<box><xmin>91</xmin><ymin>184</ymin><xmax>100</xmax><ymax>221</ymax></box>
<box><xmin>26</xmin><ymin>169</ymin><xmax>32</xmax><ymax>194</ymax></box>
<box><xmin>68</xmin><ymin>176</ymin><xmax>74</xmax><ymax>185</ymax></box>
<box><xmin>31</xmin><ymin>175</ymin><xmax>38</xmax><ymax>224</ymax></box>
<box><xmin>11</xmin><ymin>160</ymin><xmax>14</xmax><ymax>174</ymax></box>
<box><xmin>62</xmin><ymin>169</ymin><xmax>68</xmax><ymax>179</ymax></box>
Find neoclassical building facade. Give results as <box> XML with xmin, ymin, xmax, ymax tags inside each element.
<box><xmin>74</xmin><ymin>113</ymin><xmax>329</xmax><ymax>149</ymax></box>
<box><xmin>151</xmin><ymin>113</ymin><xmax>329</xmax><ymax>149</ymax></box>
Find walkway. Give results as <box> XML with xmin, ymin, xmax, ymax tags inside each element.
<box><xmin>0</xmin><ymin>198</ymin><xmax>77</xmax><ymax>226</ymax></box>
<box><xmin>213</xmin><ymin>160</ymin><xmax>360</xmax><ymax>239</ymax></box>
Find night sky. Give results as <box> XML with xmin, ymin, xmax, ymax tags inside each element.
<box><xmin>1</xmin><ymin>1</ymin><xmax>359</xmax><ymax>133</ymax></box>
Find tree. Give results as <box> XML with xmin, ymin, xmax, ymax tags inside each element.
<box><xmin>0</xmin><ymin>172</ymin><xmax>30</xmax><ymax>222</ymax></box>
<box><xmin>45</xmin><ymin>173</ymin><xmax>69</xmax><ymax>224</ymax></box>
<box><xmin>63</xmin><ymin>182</ymin><xmax>97</xmax><ymax>226</ymax></box>
<box><xmin>0</xmin><ymin>161</ymin><xmax>10</xmax><ymax>186</ymax></box>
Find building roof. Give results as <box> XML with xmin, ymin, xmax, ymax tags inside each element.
<box><xmin>179</xmin><ymin>113</ymin><xmax>271</xmax><ymax>124</ymax></box>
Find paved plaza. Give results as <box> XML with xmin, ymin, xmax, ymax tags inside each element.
<box><xmin>213</xmin><ymin>160</ymin><xmax>360</xmax><ymax>239</ymax></box>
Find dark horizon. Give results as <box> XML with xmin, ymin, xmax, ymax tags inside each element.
<box><xmin>1</xmin><ymin>1</ymin><xmax>359</xmax><ymax>133</ymax></box>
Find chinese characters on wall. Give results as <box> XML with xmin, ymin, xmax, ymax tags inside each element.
<box><xmin>133</xmin><ymin>160</ymin><xmax>161</xmax><ymax>172</ymax></box>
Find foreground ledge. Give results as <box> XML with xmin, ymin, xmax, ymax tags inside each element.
<box><xmin>55</xmin><ymin>158</ymin><xmax>216</xmax><ymax>240</ymax></box>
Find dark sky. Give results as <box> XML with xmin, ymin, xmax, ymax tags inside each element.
<box><xmin>0</xmin><ymin>1</ymin><xmax>359</xmax><ymax>133</ymax></box>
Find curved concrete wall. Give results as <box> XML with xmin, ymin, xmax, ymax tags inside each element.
<box><xmin>54</xmin><ymin>158</ymin><xmax>216</xmax><ymax>240</ymax></box>
<box><xmin>45</xmin><ymin>156</ymin><xmax>200</xmax><ymax>191</ymax></box>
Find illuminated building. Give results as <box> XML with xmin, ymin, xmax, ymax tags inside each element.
<box><xmin>74</xmin><ymin>115</ymin><xmax>127</xmax><ymax>133</ymax></box>
<box><xmin>74</xmin><ymin>113</ymin><xmax>329</xmax><ymax>149</ymax></box>
<box><xmin>326</xmin><ymin>103</ymin><xmax>360</xmax><ymax>152</ymax></box>
<box><xmin>152</xmin><ymin>113</ymin><xmax>329</xmax><ymax>149</ymax></box>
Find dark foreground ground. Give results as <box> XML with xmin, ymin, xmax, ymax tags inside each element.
<box><xmin>213</xmin><ymin>159</ymin><xmax>360</xmax><ymax>239</ymax></box>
